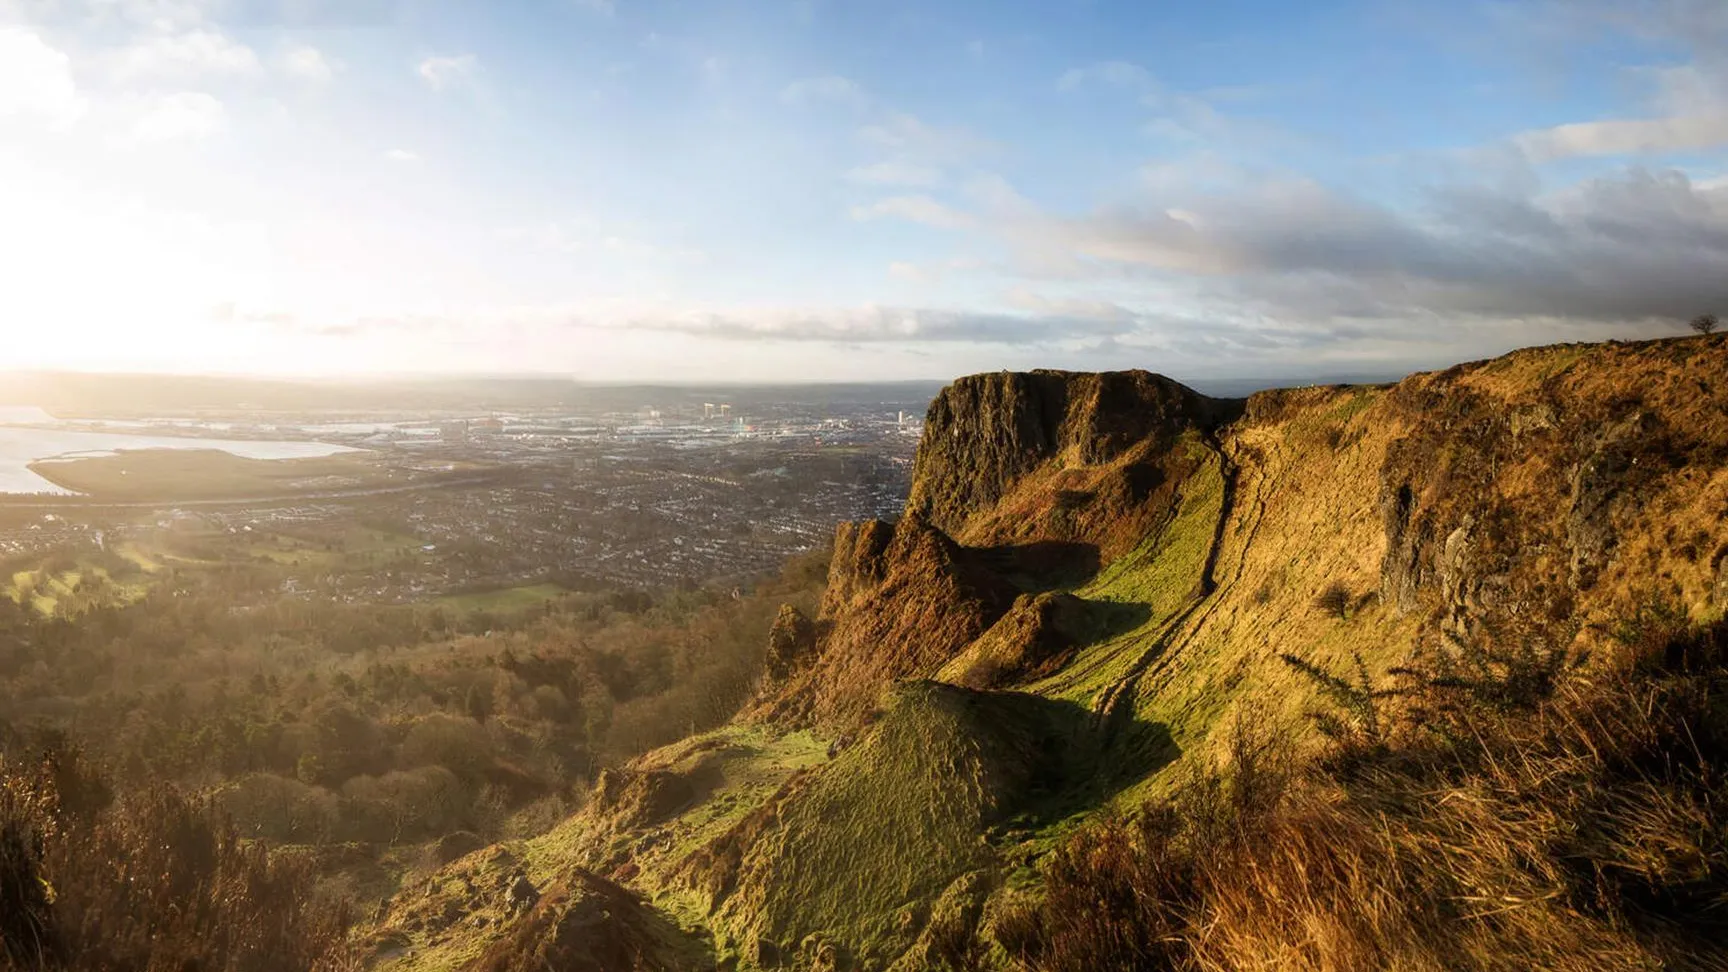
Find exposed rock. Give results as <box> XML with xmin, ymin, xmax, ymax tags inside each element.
<box><xmin>763</xmin><ymin>603</ymin><xmax>819</xmax><ymax>683</ymax></box>
<box><xmin>1379</xmin><ymin>481</ymin><xmax>1424</xmax><ymax>614</ymax></box>
<box><xmin>757</xmin><ymin>512</ymin><xmax>1017</xmax><ymax>728</ymax></box>
<box><xmin>937</xmin><ymin>591</ymin><xmax>1088</xmax><ymax>689</ymax></box>
<box><xmin>467</xmin><ymin>871</ymin><xmax>704</xmax><ymax>972</ymax></box>
<box><xmin>908</xmin><ymin>369</ymin><xmax>1240</xmax><ymax>555</ymax></box>
<box><xmin>590</xmin><ymin>766</ymin><xmax>696</xmax><ymax>830</ymax></box>
<box><xmin>507</xmin><ymin>873</ymin><xmax>540</xmax><ymax>915</ymax></box>
<box><xmin>753</xmin><ymin>370</ymin><xmax>1239</xmax><ymax>729</ymax></box>
<box><xmin>825</xmin><ymin>520</ymin><xmax>895</xmax><ymax>605</ymax></box>
<box><xmin>1569</xmin><ymin>411</ymin><xmax>1661</xmax><ymax>590</ymax></box>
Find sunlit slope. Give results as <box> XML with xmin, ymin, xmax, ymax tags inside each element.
<box><xmin>370</xmin><ymin>336</ymin><xmax>1728</xmax><ymax>971</ymax></box>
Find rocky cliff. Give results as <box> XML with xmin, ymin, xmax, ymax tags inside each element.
<box><xmin>371</xmin><ymin>335</ymin><xmax>1728</xmax><ymax>972</ymax></box>
<box><xmin>908</xmin><ymin>369</ymin><xmax>1240</xmax><ymax>557</ymax></box>
<box><xmin>755</xmin><ymin>370</ymin><xmax>1241</xmax><ymax>729</ymax></box>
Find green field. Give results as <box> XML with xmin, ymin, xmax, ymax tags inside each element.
<box><xmin>8</xmin><ymin>561</ymin><xmax>152</xmax><ymax>617</ymax></box>
<box><xmin>27</xmin><ymin>449</ymin><xmax>391</xmax><ymax>501</ymax></box>
<box><xmin>435</xmin><ymin>583</ymin><xmax>569</xmax><ymax>614</ymax></box>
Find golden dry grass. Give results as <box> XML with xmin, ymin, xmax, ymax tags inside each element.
<box><xmin>997</xmin><ymin>609</ymin><xmax>1728</xmax><ymax>972</ymax></box>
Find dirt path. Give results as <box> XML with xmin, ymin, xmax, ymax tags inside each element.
<box><xmin>1093</xmin><ymin>436</ymin><xmax>1242</xmax><ymax>737</ymax></box>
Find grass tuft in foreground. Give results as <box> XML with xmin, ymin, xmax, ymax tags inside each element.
<box><xmin>995</xmin><ymin>605</ymin><xmax>1728</xmax><ymax>972</ymax></box>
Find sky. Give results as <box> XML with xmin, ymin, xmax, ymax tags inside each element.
<box><xmin>0</xmin><ymin>0</ymin><xmax>1725</xmax><ymax>383</ymax></box>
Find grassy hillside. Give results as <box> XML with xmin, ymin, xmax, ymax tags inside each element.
<box><xmin>366</xmin><ymin>335</ymin><xmax>1728</xmax><ymax>971</ymax></box>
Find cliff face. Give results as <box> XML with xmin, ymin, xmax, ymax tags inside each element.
<box><xmin>754</xmin><ymin>513</ymin><xmax>1018</xmax><ymax>727</ymax></box>
<box><xmin>908</xmin><ymin>369</ymin><xmax>1241</xmax><ymax>558</ymax></box>
<box><xmin>753</xmin><ymin>370</ymin><xmax>1241</xmax><ymax>729</ymax></box>
<box><xmin>377</xmin><ymin>336</ymin><xmax>1728</xmax><ymax>972</ymax></box>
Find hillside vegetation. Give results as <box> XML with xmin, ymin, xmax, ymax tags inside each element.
<box><xmin>8</xmin><ymin>336</ymin><xmax>1728</xmax><ymax>970</ymax></box>
<box><xmin>389</xmin><ymin>335</ymin><xmax>1727</xmax><ymax>972</ymax></box>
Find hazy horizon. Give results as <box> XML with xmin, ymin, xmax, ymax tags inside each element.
<box><xmin>0</xmin><ymin>365</ymin><xmax>1413</xmax><ymax>405</ymax></box>
<box><xmin>2</xmin><ymin>0</ymin><xmax>1723</xmax><ymax>381</ymax></box>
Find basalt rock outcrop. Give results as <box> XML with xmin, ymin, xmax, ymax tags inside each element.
<box><xmin>934</xmin><ymin>591</ymin><xmax>1091</xmax><ymax>689</ymax></box>
<box><xmin>467</xmin><ymin>871</ymin><xmax>705</xmax><ymax>972</ymax></box>
<box><xmin>909</xmin><ymin>369</ymin><xmax>1241</xmax><ymax>558</ymax></box>
<box><xmin>1374</xmin><ymin>341</ymin><xmax>1720</xmax><ymax>641</ymax></box>
<box><xmin>757</xmin><ymin>513</ymin><xmax>1019</xmax><ymax>727</ymax></box>
<box><xmin>762</xmin><ymin>603</ymin><xmax>819</xmax><ymax>684</ymax></box>
<box><xmin>758</xmin><ymin>370</ymin><xmax>1241</xmax><ymax>729</ymax></box>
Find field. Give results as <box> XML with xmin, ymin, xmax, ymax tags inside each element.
<box><xmin>435</xmin><ymin>583</ymin><xmax>571</xmax><ymax>615</ymax></box>
<box><xmin>27</xmin><ymin>449</ymin><xmax>396</xmax><ymax>501</ymax></box>
<box><xmin>2</xmin><ymin>521</ymin><xmax>429</xmax><ymax>618</ymax></box>
<box><xmin>8</xmin><ymin>561</ymin><xmax>152</xmax><ymax>616</ymax></box>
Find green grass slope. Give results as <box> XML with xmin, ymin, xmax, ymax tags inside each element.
<box><xmin>695</xmin><ymin>682</ymin><xmax>1108</xmax><ymax>969</ymax></box>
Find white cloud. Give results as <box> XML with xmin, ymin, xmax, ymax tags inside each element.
<box><xmin>845</xmin><ymin>160</ymin><xmax>942</xmax><ymax>187</ymax></box>
<box><xmin>111</xmin><ymin>29</ymin><xmax>261</xmax><ymax>81</ymax></box>
<box><xmin>384</xmin><ymin>148</ymin><xmax>420</xmax><ymax>163</ymax></box>
<box><xmin>0</xmin><ymin>27</ymin><xmax>85</xmax><ymax>128</ymax></box>
<box><xmin>1513</xmin><ymin>115</ymin><xmax>1728</xmax><ymax>161</ymax></box>
<box><xmin>418</xmin><ymin>53</ymin><xmax>478</xmax><ymax>91</ymax></box>
<box><xmin>280</xmin><ymin>44</ymin><xmax>336</xmax><ymax>82</ymax></box>
<box><xmin>1502</xmin><ymin>7</ymin><xmax>1728</xmax><ymax>164</ymax></box>
<box><xmin>1022</xmin><ymin>166</ymin><xmax>1728</xmax><ymax>326</ymax></box>
<box><xmin>888</xmin><ymin>256</ymin><xmax>983</xmax><ymax>283</ymax></box>
<box><xmin>780</xmin><ymin>74</ymin><xmax>868</xmax><ymax>109</ymax></box>
<box><xmin>614</xmin><ymin>303</ymin><xmax>1126</xmax><ymax>344</ymax></box>
<box><xmin>849</xmin><ymin>194</ymin><xmax>973</xmax><ymax>229</ymax></box>
<box><xmin>1057</xmin><ymin>60</ymin><xmax>1153</xmax><ymax>92</ymax></box>
<box><xmin>130</xmin><ymin>90</ymin><xmax>223</xmax><ymax>141</ymax></box>
<box><xmin>858</xmin><ymin>112</ymin><xmax>987</xmax><ymax>162</ymax></box>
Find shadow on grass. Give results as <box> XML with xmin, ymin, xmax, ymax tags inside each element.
<box><xmin>972</xmin><ymin>540</ymin><xmax>1103</xmax><ymax>592</ymax></box>
<box><xmin>973</xmin><ymin>686</ymin><xmax>1179</xmax><ymax>839</ymax></box>
<box><xmin>1060</xmin><ymin>597</ymin><xmax>1153</xmax><ymax>649</ymax></box>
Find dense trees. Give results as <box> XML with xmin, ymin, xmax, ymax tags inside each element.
<box><xmin>0</xmin><ymin>545</ymin><xmax>827</xmax><ymax>936</ymax></box>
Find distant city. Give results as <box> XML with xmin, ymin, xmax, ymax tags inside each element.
<box><xmin>0</xmin><ymin>380</ymin><xmax>939</xmax><ymax>606</ymax></box>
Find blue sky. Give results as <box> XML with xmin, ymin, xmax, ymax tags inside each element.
<box><xmin>1</xmin><ymin>0</ymin><xmax>1724</xmax><ymax>382</ymax></box>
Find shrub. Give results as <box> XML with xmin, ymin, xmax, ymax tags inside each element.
<box><xmin>1313</xmin><ymin>582</ymin><xmax>1351</xmax><ymax>619</ymax></box>
<box><xmin>217</xmin><ymin>773</ymin><xmax>340</xmax><ymax>843</ymax></box>
<box><xmin>0</xmin><ymin>748</ymin><xmax>357</xmax><ymax>971</ymax></box>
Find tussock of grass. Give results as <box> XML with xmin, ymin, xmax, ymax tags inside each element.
<box><xmin>996</xmin><ymin>609</ymin><xmax>1728</xmax><ymax>972</ymax></box>
<box><xmin>701</xmin><ymin>682</ymin><xmax>1100</xmax><ymax>968</ymax></box>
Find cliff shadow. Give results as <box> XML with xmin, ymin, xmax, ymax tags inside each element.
<box><xmin>1064</xmin><ymin>597</ymin><xmax>1154</xmax><ymax>649</ymax></box>
<box><xmin>981</xmin><ymin>688</ymin><xmax>1179</xmax><ymax>841</ymax></box>
<box><xmin>971</xmin><ymin>540</ymin><xmax>1103</xmax><ymax>592</ymax></box>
